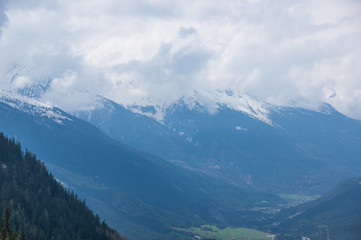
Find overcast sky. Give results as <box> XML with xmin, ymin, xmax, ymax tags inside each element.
<box><xmin>0</xmin><ymin>0</ymin><xmax>361</xmax><ymax>118</ymax></box>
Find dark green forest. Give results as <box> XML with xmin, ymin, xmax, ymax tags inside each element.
<box><xmin>0</xmin><ymin>132</ymin><xmax>125</xmax><ymax>240</ymax></box>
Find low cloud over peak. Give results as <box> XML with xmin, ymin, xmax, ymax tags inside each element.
<box><xmin>0</xmin><ymin>0</ymin><xmax>360</xmax><ymax>119</ymax></box>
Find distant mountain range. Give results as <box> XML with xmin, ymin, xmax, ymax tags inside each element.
<box><xmin>74</xmin><ymin>90</ymin><xmax>361</xmax><ymax>194</ymax></box>
<box><xmin>3</xmin><ymin>62</ymin><xmax>361</xmax><ymax>240</ymax></box>
<box><xmin>2</xmin><ymin>84</ymin><xmax>361</xmax><ymax>239</ymax></box>
<box><xmin>0</xmin><ymin>90</ymin><xmax>281</xmax><ymax>240</ymax></box>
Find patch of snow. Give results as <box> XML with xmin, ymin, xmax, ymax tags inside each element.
<box><xmin>210</xmin><ymin>90</ymin><xmax>273</xmax><ymax>124</ymax></box>
<box><xmin>265</xmin><ymin>234</ymin><xmax>275</xmax><ymax>240</ymax></box>
<box><xmin>288</xmin><ymin>211</ymin><xmax>304</xmax><ymax>219</ymax></box>
<box><xmin>211</xmin><ymin>165</ymin><xmax>221</xmax><ymax>169</ymax></box>
<box><xmin>235</xmin><ymin>126</ymin><xmax>247</xmax><ymax>131</ymax></box>
<box><xmin>318</xmin><ymin>102</ymin><xmax>336</xmax><ymax>115</ymax></box>
<box><xmin>130</xmin><ymin>103</ymin><xmax>168</xmax><ymax>123</ymax></box>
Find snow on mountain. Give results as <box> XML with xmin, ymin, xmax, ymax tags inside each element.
<box><xmin>193</xmin><ymin>90</ymin><xmax>273</xmax><ymax>124</ymax></box>
<box><xmin>4</xmin><ymin>64</ymin><xmax>31</xmax><ymax>84</ymax></box>
<box><xmin>94</xmin><ymin>89</ymin><xmax>342</xmax><ymax>128</ymax></box>
<box><xmin>129</xmin><ymin>89</ymin><xmax>274</xmax><ymax>125</ymax></box>
<box><xmin>317</xmin><ymin>102</ymin><xmax>339</xmax><ymax>115</ymax></box>
<box><xmin>2</xmin><ymin>63</ymin><xmax>340</xmax><ymax>127</ymax></box>
<box><xmin>0</xmin><ymin>90</ymin><xmax>71</xmax><ymax>124</ymax></box>
<box><xmin>4</xmin><ymin>65</ymin><xmax>51</xmax><ymax>99</ymax></box>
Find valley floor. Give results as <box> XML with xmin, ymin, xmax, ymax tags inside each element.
<box><xmin>172</xmin><ymin>225</ymin><xmax>275</xmax><ymax>240</ymax></box>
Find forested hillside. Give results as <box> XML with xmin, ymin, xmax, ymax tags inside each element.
<box><xmin>0</xmin><ymin>132</ymin><xmax>125</xmax><ymax>240</ymax></box>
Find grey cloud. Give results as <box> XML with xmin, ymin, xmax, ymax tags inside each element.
<box><xmin>0</xmin><ymin>0</ymin><xmax>9</xmax><ymax>35</ymax></box>
<box><xmin>118</xmin><ymin>42</ymin><xmax>211</xmax><ymax>84</ymax></box>
<box><xmin>0</xmin><ymin>0</ymin><xmax>360</xmax><ymax>119</ymax></box>
<box><xmin>172</xmin><ymin>48</ymin><xmax>211</xmax><ymax>75</ymax></box>
<box><xmin>7</xmin><ymin>0</ymin><xmax>59</xmax><ymax>10</ymax></box>
<box><xmin>94</xmin><ymin>41</ymin><xmax>214</xmax><ymax>107</ymax></box>
<box><xmin>178</xmin><ymin>27</ymin><xmax>197</xmax><ymax>38</ymax></box>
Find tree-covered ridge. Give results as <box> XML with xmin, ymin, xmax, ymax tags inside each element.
<box><xmin>0</xmin><ymin>132</ymin><xmax>125</xmax><ymax>240</ymax></box>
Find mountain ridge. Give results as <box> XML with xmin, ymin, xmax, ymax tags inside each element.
<box><xmin>0</xmin><ymin>90</ymin><xmax>282</xmax><ymax>239</ymax></box>
<box><xmin>73</xmin><ymin>92</ymin><xmax>361</xmax><ymax>194</ymax></box>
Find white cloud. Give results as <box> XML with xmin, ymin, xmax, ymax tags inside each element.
<box><xmin>12</xmin><ymin>76</ymin><xmax>31</xmax><ymax>88</ymax></box>
<box><xmin>0</xmin><ymin>0</ymin><xmax>360</xmax><ymax>119</ymax></box>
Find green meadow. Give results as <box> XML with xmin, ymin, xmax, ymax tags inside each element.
<box><xmin>173</xmin><ymin>224</ymin><xmax>275</xmax><ymax>240</ymax></box>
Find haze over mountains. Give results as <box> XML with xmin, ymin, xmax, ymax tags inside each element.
<box><xmin>1</xmin><ymin>0</ymin><xmax>360</xmax><ymax>119</ymax></box>
<box><xmin>0</xmin><ymin>1</ymin><xmax>360</xmax><ymax>239</ymax></box>
<box><xmin>1</xmin><ymin>88</ymin><xmax>361</xmax><ymax>239</ymax></box>
<box><xmin>0</xmin><ymin>90</ymin><xmax>282</xmax><ymax>239</ymax></box>
<box><xmin>74</xmin><ymin>90</ymin><xmax>361</xmax><ymax>194</ymax></box>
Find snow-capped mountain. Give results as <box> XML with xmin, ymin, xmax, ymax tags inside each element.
<box><xmin>4</xmin><ymin>64</ymin><xmax>51</xmax><ymax>98</ymax></box>
<box><xmin>129</xmin><ymin>89</ymin><xmax>273</xmax><ymax>124</ymax></box>
<box><xmin>0</xmin><ymin>90</ymin><xmax>70</xmax><ymax>124</ymax></box>
<box><xmin>75</xmin><ymin>93</ymin><xmax>361</xmax><ymax>194</ymax></box>
<box><xmin>127</xmin><ymin>89</ymin><xmax>339</xmax><ymax>127</ymax></box>
<box><xmin>2</xmin><ymin>84</ymin><xmax>361</xmax><ymax>194</ymax></box>
<box><xmin>3</xmin><ymin>64</ymin><xmax>337</xmax><ymax>127</ymax></box>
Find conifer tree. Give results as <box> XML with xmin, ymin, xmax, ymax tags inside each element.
<box><xmin>1</xmin><ymin>205</ymin><xmax>11</xmax><ymax>240</ymax></box>
<box><xmin>16</xmin><ymin>227</ymin><xmax>25</xmax><ymax>240</ymax></box>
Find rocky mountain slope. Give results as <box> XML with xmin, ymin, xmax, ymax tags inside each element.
<box><xmin>75</xmin><ymin>90</ymin><xmax>361</xmax><ymax>194</ymax></box>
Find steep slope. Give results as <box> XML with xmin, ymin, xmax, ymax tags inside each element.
<box><xmin>73</xmin><ymin>96</ymin><xmax>196</xmax><ymax>164</ymax></box>
<box><xmin>75</xmin><ymin>91</ymin><xmax>361</xmax><ymax>194</ymax></box>
<box><xmin>273</xmin><ymin>177</ymin><xmax>361</xmax><ymax>240</ymax></box>
<box><xmin>0</xmin><ymin>132</ymin><xmax>124</xmax><ymax>240</ymax></box>
<box><xmin>0</xmin><ymin>90</ymin><xmax>282</xmax><ymax>240</ymax></box>
<box><xmin>162</xmin><ymin>101</ymin><xmax>361</xmax><ymax>194</ymax></box>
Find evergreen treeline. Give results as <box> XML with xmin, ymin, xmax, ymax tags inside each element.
<box><xmin>0</xmin><ymin>132</ymin><xmax>126</xmax><ymax>240</ymax></box>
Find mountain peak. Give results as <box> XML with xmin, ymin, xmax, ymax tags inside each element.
<box><xmin>318</xmin><ymin>102</ymin><xmax>339</xmax><ymax>115</ymax></box>
<box><xmin>128</xmin><ymin>89</ymin><xmax>273</xmax><ymax>124</ymax></box>
<box><xmin>0</xmin><ymin>90</ymin><xmax>71</xmax><ymax>124</ymax></box>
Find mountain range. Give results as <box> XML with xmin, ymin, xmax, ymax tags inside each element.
<box><xmin>74</xmin><ymin>90</ymin><xmax>361</xmax><ymax>194</ymax></box>
<box><xmin>0</xmin><ymin>90</ymin><xmax>281</xmax><ymax>240</ymax></box>
<box><xmin>1</xmin><ymin>87</ymin><xmax>361</xmax><ymax>239</ymax></box>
